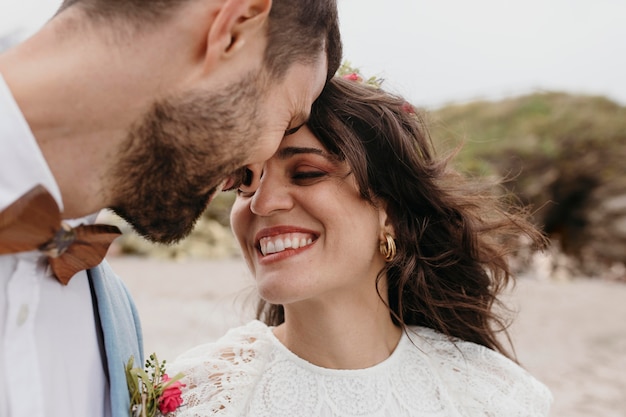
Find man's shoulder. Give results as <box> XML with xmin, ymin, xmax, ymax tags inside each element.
<box><xmin>90</xmin><ymin>259</ymin><xmax>118</xmax><ymax>279</ymax></box>
<box><xmin>89</xmin><ymin>259</ymin><xmax>141</xmax><ymax>337</ymax></box>
<box><xmin>90</xmin><ymin>260</ymin><xmax>132</xmax><ymax>297</ymax></box>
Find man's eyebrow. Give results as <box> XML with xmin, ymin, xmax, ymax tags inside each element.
<box><xmin>285</xmin><ymin>125</ymin><xmax>303</xmax><ymax>136</ymax></box>
<box><xmin>285</xmin><ymin>111</ymin><xmax>309</xmax><ymax>136</ymax></box>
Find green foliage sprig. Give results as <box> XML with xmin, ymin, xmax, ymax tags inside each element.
<box><xmin>337</xmin><ymin>61</ymin><xmax>384</xmax><ymax>89</ymax></box>
<box><xmin>125</xmin><ymin>353</ymin><xmax>185</xmax><ymax>417</ymax></box>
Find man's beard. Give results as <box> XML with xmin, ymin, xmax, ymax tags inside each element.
<box><xmin>109</xmin><ymin>74</ymin><xmax>261</xmax><ymax>244</ymax></box>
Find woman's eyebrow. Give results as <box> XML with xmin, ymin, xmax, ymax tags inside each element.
<box><xmin>276</xmin><ymin>146</ymin><xmax>327</xmax><ymax>159</ymax></box>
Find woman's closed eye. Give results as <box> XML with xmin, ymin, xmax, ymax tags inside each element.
<box><xmin>291</xmin><ymin>168</ymin><xmax>328</xmax><ymax>184</ymax></box>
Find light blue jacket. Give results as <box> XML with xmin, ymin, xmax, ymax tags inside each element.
<box><xmin>89</xmin><ymin>261</ymin><xmax>144</xmax><ymax>417</ymax></box>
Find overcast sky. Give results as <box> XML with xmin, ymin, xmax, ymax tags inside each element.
<box><xmin>2</xmin><ymin>0</ymin><xmax>625</xmax><ymax>108</ymax></box>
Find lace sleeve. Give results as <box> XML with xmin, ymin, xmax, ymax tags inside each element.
<box><xmin>414</xmin><ymin>327</ymin><xmax>553</xmax><ymax>417</ymax></box>
<box><xmin>168</xmin><ymin>321</ymin><xmax>273</xmax><ymax>417</ymax></box>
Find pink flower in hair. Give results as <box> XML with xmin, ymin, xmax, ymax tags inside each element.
<box><xmin>401</xmin><ymin>101</ymin><xmax>416</xmax><ymax>114</ymax></box>
<box><xmin>343</xmin><ymin>72</ymin><xmax>362</xmax><ymax>82</ymax></box>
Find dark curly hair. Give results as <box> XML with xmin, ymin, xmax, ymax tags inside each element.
<box><xmin>256</xmin><ymin>77</ymin><xmax>546</xmax><ymax>360</ymax></box>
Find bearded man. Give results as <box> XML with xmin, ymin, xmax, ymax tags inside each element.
<box><xmin>0</xmin><ymin>1</ymin><xmax>341</xmax><ymax>416</ymax></box>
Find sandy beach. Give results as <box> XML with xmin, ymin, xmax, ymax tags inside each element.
<box><xmin>110</xmin><ymin>255</ymin><xmax>626</xmax><ymax>417</ymax></box>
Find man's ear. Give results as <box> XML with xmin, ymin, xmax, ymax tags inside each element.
<box><xmin>204</xmin><ymin>0</ymin><xmax>272</xmax><ymax>69</ymax></box>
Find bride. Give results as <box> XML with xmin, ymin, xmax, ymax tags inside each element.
<box><xmin>169</xmin><ymin>76</ymin><xmax>552</xmax><ymax>416</ymax></box>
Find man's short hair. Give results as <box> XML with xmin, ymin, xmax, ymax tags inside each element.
<box><xmin>58</xmin><ymin>0</ymin><xmax>188</xmax><ymax>22</ymax></box>
<box><xmin>265</xmin><ymin>0</ymin><xmax>342</xmax><ymax>81</ymax></box>
<box><xmin>58</xmin><ymin>0</ymin><xmax>342</xmax><ymax>81</ymax></box>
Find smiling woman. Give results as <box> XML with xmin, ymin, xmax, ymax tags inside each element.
<box><xmin>168</xmin><ymin>77</ymin><xmax>553</xmax><ymax>416</ymax></box>
<box><xmin>232</xmin><ymin>126</ymin><xmax>384</xmax><ymax>310</ymax></box>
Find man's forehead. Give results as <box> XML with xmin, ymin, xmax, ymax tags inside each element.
<box><xmin>263</xmin><ymin>55</ymin><xmax>326</xmax><ymax>131</ymax></box>
<box><xmin>291</xmin><ymin>57</ymin><xmax>327</xmax><ymax>116</ymax></box>
<box><xmin>283</xmin><ymin>54</ymin><xmax>327</xmax><ymax>94</ymax></box>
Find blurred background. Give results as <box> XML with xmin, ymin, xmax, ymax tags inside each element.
<box><xmin>4</xmin><ymin>0</ymin><xmax>625</xmax><ymax>277</ymax></box>
<box><xmin>5</xmin><ymin>0</ymin><xmax>623</xmax><ymax>279</ymax></box>
<box><xmin>2</xmin><ymin>2</ymin><xmax>626</xmax><ymax>416</ymax></box>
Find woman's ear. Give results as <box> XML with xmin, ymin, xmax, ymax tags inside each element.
<box><xmin>204</xmin><ymin>0</ymin><xmax>272</xmax><ymax>69</ymax></box>
<box><xmin>377</xmin><ymin>201</ymin><xmax>395</xmax><ymax>240</ymax></box>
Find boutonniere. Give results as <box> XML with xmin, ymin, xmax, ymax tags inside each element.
<box><xmin>125</xmin><ymin>353</ymin><xmax>186</xmax><ymax>417</ymax></box>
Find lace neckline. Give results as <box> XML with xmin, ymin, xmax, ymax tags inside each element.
<box><xmin>173</xmin><ymin>320</ymin><xmax>553</xmax><ymax>416</ymax></box>
<box><xmin>263</xmin><ymin>323</ymin><xmax>408</xmax><ymax>376</ymax></box>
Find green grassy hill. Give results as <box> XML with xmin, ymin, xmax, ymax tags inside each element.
<box><xmin>430</xmin><ymin>91</ymin><xmax>626</xmax><ymax>270</ymax></box>
<box><xmin>430</xmin><ymin>91</ymin><xmax>626</xmax><ymax>177</ymax></box>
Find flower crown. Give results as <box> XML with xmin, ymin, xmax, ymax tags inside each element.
<box><xmin>337</xmin><ymin>61</ymin><xmax>416</xmax><ymax>114</ymax></box>
<box><xmin>337</xmin><ymin>61</ymin><xmax>383</xmax><ymax>88</ymax></box>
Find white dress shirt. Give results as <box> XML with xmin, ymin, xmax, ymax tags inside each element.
<box><xmin>0</xmin><ymin>74</ymin><xmax>109</xmax><ymax>417</ymax></box>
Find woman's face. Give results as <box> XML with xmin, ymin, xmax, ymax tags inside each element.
<box><xmin>230</xmin><ymin>126</ymin><xmax>390</xmax><ymax>307</ymax></box>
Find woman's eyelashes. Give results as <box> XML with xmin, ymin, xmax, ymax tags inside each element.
<box><xmin>291</xmin><ymin>168</ymin><xmax>327</xmax><ymax>183</ymax></box>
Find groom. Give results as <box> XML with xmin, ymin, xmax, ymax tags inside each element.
<box><xmin>0</xmin><ymin>0</ymin><xmax>341</xmax><ymax>416</ymax></box>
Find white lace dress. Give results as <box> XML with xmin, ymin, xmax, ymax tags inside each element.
<box><xmin>169</xmin><ymin>320</ymin><xmax>552</xmax><ymax>417</ymax></box>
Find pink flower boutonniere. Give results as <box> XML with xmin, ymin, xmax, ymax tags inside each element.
<box><xmin>125</xmin><ymin>353</ymin><xmax>186</xmax><ymax>417</ymax></box>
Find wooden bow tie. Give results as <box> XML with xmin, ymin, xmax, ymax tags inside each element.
<box><xmin>0</xmin><ymin>185</ymin><xmax>121</xmax><ymax>285</ymax></box>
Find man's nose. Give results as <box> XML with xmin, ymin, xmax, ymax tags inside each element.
<box><xmin>249</xmin><ymin>170</ymin><xmax>294</xmax><ymax>216</ymax></box>
<box><xmin>237</xmin><ymin>163</ymin><xmax>263</xmax><ymax>195</ymax></box>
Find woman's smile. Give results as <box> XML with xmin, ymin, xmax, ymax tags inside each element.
<box><xmin>259</xmin><ymin>232</ymin><xmax>315</xmax><ymax>256</ymax></box>
<box><xmin>254</xmin><ymin>226</ymin><xmax>319</xmax><ymax>262</ymax></box>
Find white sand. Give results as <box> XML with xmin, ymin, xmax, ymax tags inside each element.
<box><xmin>110</xmin><ymin>256</ymin><xmax>626</xmax><ymax>417</ymax></box>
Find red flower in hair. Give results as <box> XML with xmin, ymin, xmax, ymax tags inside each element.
<box><xmin>401</xmin><ymin>101</ymin><xmax>416</xmax><ymax>114</ymax></box>
<box><xmin>343</xmin><ymin>72</ymin><xmax>362</xmax><ymax>82</ymax></box>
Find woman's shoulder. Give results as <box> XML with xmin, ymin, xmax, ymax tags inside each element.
<box><xmin>407</xmin><ymin>326</ymin><xmax>553</xmax><ymax>416</ymax></box>
<box><xmin>173</xmin><ymin>320</ymin><xmax>272</xmax><ymax>362</ymax></box>
<box><xmin>168</xmin><ymin>320</ymin><xmax>275</xmax><ymax>416</ymax></box>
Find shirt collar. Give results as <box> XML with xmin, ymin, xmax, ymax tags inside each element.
<box><xmin>0</xmin><ymin>73</ymin><xmax>64</xmax><ymax>212</ymax></box>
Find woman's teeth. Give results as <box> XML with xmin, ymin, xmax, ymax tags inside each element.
<box><xmin>259</xmin><ymin>233</ymin><xmax>314</xmax><ymax>256</ymax></box>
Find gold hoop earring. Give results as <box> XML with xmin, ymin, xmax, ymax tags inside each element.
<box><xmin>379</xmin><ymin>233</ymin><xmax>396</xmax><ymax>262</ymax></box>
